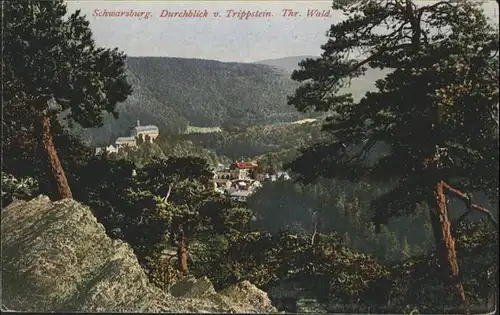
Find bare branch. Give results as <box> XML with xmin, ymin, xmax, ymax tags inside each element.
<box><xmin>162</xmin><ymin>183</ymin><xmax>173</xmax><ymax>203</ymax></box>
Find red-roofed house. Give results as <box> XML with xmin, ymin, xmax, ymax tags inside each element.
<box><xmin>230</xmin><ymin>161</ymin><xmax>258</xmax><ymax>180</ymax></box>
<box><xmin>232</xmin><ymin>161</ymin><xmax>258</xmax><ymax>169</ymax></box>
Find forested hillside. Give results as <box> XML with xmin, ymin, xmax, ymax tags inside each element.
<box><xmin>76</xmin><ymin>56</ymin><xmax>390</xmax><ymax>147</ymax></box>
<box><xmin>178</xmin><ymin>120</ymin><xmax>325</xmax><ymax>161</ymax></box>
<box><xmin>77</xmin><ymin>57</ymin><xmax>315</xmax><ymax>145</ymax></box>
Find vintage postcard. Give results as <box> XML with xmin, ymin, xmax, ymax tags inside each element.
<box><xmin>3</xmin><ymin>0</ymin><xmax>499</xmax><ymax>313</ymax></box>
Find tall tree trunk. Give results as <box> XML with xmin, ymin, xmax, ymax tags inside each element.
<box><xmin>39</xmin><ymin>112</ymin><xmax>73</xmax><ymax>200</ymax></box>
<box><xmin>176</xmin><ymin>229</ymin><xmax>188</xmax><ymax>275</ymax></box>
<box><xmin>430</xmin><ymin>180</ymin><xmax>469</xmax><ymax>313</ymax></box>
<box><xmin>427</xmin><ymin>76</ymin><xmax>469</xmax><ymax>311</ymax></box>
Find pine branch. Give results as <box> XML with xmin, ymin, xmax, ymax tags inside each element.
<box><xmin>443</xmin><ymin>182</ymin><xmax>498</xmax><ymax>229</ymax></box>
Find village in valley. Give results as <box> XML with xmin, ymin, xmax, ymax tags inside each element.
<box><xmin>211</xmin><ymin>160</ymin><xmax>291</xmax><ymax>201</ymax></box>
<box><xmin>95</xmin><ymin>120</ymin><xmax>291</xmax><ymax>202</ymax></box>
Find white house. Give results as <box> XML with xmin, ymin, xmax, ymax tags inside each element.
<box><xmin>115</xmin><ymin>136</ymin><xmax>137</xmax><ymax>147</ymax></box>
<box><xmin>95</xmin><ymin>145</ymin><xmax>119</xmax><ymax>155</ymax></box>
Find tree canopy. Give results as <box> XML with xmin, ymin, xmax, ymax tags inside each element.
<box><xmin>4</xmin><ymin>0</ymin><xmax>132</xmax><ymax>127</ymax></box>
<box><xmin>4</xmin><ymin>0</ymin><xmax>132</xmax><ymax>199</ymax></box>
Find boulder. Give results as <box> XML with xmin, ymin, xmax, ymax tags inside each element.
<box><xmin>1</xmin><ymin>196</ymin><xmax>276</xmax><ymax>313</ymax></box>
<box><xmin>170</xmin><ymin>276</ymin><xmax>217</xmax><ymax>298</ymax></box>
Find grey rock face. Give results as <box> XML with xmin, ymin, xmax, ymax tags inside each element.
<box><xmin>1</xmin><ymin>196</ymin><xmax>277</xmax><ymax>313</ymax></box>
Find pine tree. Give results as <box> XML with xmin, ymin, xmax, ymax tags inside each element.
<box><xmin>4</xmin><ymin>1</ymin><xmax>132</xmax><ymax>200</ymax></box>
<box><xmin>285</xmin><ymin>0</ymin><xmax>498</xmax><ymax>310</ymax></box>
<box><xmin>136</xmin><ymin>156</ymin><xmax>214</xmax><ymax>274</ymax></box>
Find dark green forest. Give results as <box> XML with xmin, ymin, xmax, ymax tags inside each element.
<box><xmin>3</xmin><ymin>0</ymin><xmax>499</xmax><ymax>313</ymax></box>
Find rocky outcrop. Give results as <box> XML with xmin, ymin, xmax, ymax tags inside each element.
<box><xmin>170</xmin><ymin>276</ymin><xmax>277</xmax><ymax>313</ymax></box>
<box><xmin>1</xmin><ymin>196</ymin><xmax>277</xmax><ymax>313</ymax></box>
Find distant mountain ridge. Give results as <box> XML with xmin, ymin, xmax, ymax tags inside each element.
<box><xmin>255</xmin><ymin>55</ymin><xmax>319</xmax><ymax>73</ymax></box>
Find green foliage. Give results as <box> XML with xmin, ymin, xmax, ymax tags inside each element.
<box><xmin>69</xmin><ymin>153</ymin><xmax>253</xmax><ymax>265</ymax></box>
<box><xmin>285</xmin><ymin>0</ymin><xmax>499</xmax><ymax>229</ymax></box>
<box><xmin>454</xmin><ymin>220</ymin><xmax>498</xmax><ymax>305</ymax></box>
<box><xmin>272</xmin><ymin>2</ymin><xmax>499</xmax><ymax>309</ymax></box>
<box><xmin>136</xmin><ymin>156</ymin><xmax>213</xmax><ymax>193</ymax></box>
<box><xmin>144</xmin><ymin>250</ymin><xmax>184</xmax><ymax>292</ymax></box>
<box><xmin>257</xmin><ymin>55</ymin><xmax>390</xmax><ymax>102</ymax></box>
<box><xmin>70</xmin><ymin>155</ymin><xmax>205</xmax><ymax>257</ymax></box>
<box><xmin>69</xmin><ymin>156</ymin><xmax>139</xmax><ymax>236</ymax></box>
<box><xmin>3</xmin><ymin>113</ymin><xmax>94</xmax><ymax>197</ymax></box>
<box><xmin>193</xmin><ymin>230</ymin><xmax>389</xmax><ymax>306</ymax></box>
<box><xmin>1</xmin><ymin>174</ymin><xmax>40</xmax><ymax>208</ymax></box>
<box><xmin>4</xmin><ymin>0</ymin><xmax>131</xmax><ymax>200</ymax></box>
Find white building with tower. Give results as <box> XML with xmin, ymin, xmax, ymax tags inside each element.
<box><xmin>94</xmin><ymin>119</ymin><xmax>160</xmax><ymax>155</ymax></box>
<box><xmin>130</xmin><ymin>119</ymin><xmax>159</xmax><ymax>142</ymax></box>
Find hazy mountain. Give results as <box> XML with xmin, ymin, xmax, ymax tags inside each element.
<box><xmin>255</xmin><ymin>55</ymin><xmax>319</xmax><ymax>73</ymax></box>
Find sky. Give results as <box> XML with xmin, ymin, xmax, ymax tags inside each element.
<box><xmin>66</xmin><ymin>0</ymin><xmax>499</xmax><ymax>63</ymax></box>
